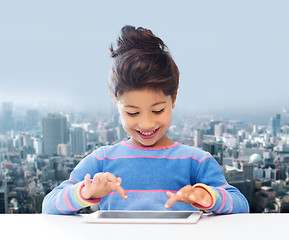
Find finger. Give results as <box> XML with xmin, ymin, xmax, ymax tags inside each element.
<box><xmin>166</xmin><ymin>191</ymin><xmax>175</xmax><ymax>198</ymax></box>
<box><xmin>107</xmin><ymin>178</ymin><xmax>128</xmax><ymax>199</ymax></box>
<box><xmin>112</xmin><ymin>183</ymin><xmax>128</xmax><ymax>199</ymax></box>
<box><xmin>102</xmin><ymin>172</ymin><xmax>119</xmax><ymax>184</ymax></box>
<box><xmin>92</xmin><ymin>173</ymin><xmax>103</xmax><ymax>184</ymax></box>
<box><xmin>84</xmin><ymin>173</ymin><xmax>91</xmax><ymax>186</ymax></box>
<box><xmin>102</xmin><ymin>172</ymin><xmax>127</xmax><ymax>199</ymax></box>
<box><xmin>165</xmin><ymin>192</ymin><xmax>181</xmax><ymax>209</ymax></box>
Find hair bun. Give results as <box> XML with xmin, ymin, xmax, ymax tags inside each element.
<box><xmin>110</xmin><ymin>25</ymin><xmax>166</xmax><ymax>57</ymax></box>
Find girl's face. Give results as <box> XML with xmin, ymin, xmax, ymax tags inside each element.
<box><xmin>115</xmin><ymin>88</ymin><xmax>176</xmax><ymax>148</ymax></box>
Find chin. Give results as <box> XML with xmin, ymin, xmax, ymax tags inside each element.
<box><xmin>138</xmin><ymin>140</ymin><xmax>158</xmax><ymax>148</ymax></box>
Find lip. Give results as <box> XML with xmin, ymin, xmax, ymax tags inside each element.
<box><xmin>136</xmin><ymin>127</ymin><xmax>160</xmax><ymax>140</ymax></box>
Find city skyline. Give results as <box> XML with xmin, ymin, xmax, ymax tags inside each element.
<box><xmin>1</xmin><ymin>98</ymin><xmax>289</xmax><ymax>213</ymax></box>
<box><xmin>1</xmin><ymin>1</ymin><xmax>289</xmax><ymax>116</ymax></box>
<box><xmin>0</xmin><ymin>99</ymin><xmax>288</xmax><ymax>127</ymax></box>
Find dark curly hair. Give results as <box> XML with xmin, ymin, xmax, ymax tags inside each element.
<box><xmin>108</xmin><ymin>25</ymin><xmax>179</xmax><ymax>100</ymax></box>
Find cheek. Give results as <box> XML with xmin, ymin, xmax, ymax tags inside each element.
<box><xmin>120</xmin><ymin>114</ymin><xmax>135</xmax><ymax>129</ymax></box>
<box><xmin>161</xmin><ymin>111</ymin><xmax>173</xmax><ymax>125</ymax></box>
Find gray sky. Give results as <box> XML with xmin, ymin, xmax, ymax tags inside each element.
<box><xmin>0</xmin><ymin>0</ymin><xmax>288</xmax><ymax>118</ymax></box>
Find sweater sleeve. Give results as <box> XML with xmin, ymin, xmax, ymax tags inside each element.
<box><xmin>194</xmin><ymin>154</ymin><xmax>250</xmax><ymax>214</ymax></box>
<box><xmin>42</xmin><ymin>149</ymin><xmax>104</xmax><ymax>215</ymax></box>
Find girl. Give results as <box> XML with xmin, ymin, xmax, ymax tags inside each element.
<box><xmin>42</xmin><ymin>25</ymin><xmax>249</xmax><ymax>214</ymax></box>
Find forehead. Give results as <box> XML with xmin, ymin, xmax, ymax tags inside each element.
<box><xmin>118</xmin><ymin>89</ymin><xmax>171</xmax><ymax>107</ymax></box>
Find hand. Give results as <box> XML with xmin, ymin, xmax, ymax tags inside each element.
<box><xmin>81</xmin><ymin>172</ymin><xmax>128</xmax><ymax>200</ymax></box>
<box><xmin>165</xmin><ymin>185</ymin><xmax>212</xmax><ymax>209</ymax></box>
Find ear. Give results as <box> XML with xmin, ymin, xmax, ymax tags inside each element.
<box><xmin>172</xmin><ymin>91</ymin><xmax>177</xmax><ymax>109</ymax></box>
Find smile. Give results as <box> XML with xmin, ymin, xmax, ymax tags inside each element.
<box><xmin>136</xmin><ymin>128</ymin><xmax>160</xmax><ymax>139</ymax></box>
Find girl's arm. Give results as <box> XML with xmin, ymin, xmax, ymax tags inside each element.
<box><xmin>42</xmin><ymin>151</ymin><xmax>103</xmax><ymax>215</ymax></box>
<box><xmin>42</xmin><ymin>178</ymin><xmax>101</xmax><ymax>215</ymax></box>
<box><xmin>165</xmin><ymin>155</ymin><xmax>249</xmax><ymax>214</ymax></box>
<box><xmin>192</xmin><ymin>156</ymin><xmax>250</xmax><ymax>214</ymax></box>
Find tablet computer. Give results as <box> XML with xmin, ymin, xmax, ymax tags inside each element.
<box><xmin>84</xmin><ymin>210</ymin><xmax>202</xmax><ymax>224</ymax></box>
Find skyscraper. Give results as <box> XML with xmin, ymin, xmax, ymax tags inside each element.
<box><xmin>70</xmin><ymin>127</ymin><xmax>86</xmax><ymax>155</ymax></box>
<box><xmin>268</xmin><ymin>114</ymin><xmax>281</xmax><ymax>137</ymax></box>
<box><xmin>273</xmin><ymin>114</ymin><xmax>281</xmax><ymax>136</ymax></box>
<box><xmin>26</xmin><ymin>109</ymin><xmax>39</xmax><ymax>130</ymax></box>
<box><xmin>194</xmin><ymin>129</ymin><xmax>203</xmax><ymax>148</ymax></box>
<box><xmin>1</xmin><ymin>102</ymin><xmax>14</xmax><ymax>133</ymax></box>
<box><xmin>42</xmin><ymin>114</ymin><xmax>68</xmax><ymax>155</ymax></box>
<box><xmin>0</xmin><ymin>188</ymin><xmax>8</xmax><ymax>213</ymax></box>
<box><xmin>214</xmin><ymin>123</ymin><xmax>224</xmax><ymax>137</ymax></box>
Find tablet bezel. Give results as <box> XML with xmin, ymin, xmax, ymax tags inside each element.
<box><xmin>84</xmin><ymin>210</ymin><xmax>203</xmax><ymax>224</ymax></box>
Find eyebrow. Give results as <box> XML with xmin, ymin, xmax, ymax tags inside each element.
<box><xmin>124</xmin><ymin>101</ymin><xmax>166</xmax><ymax>108</ymax></box>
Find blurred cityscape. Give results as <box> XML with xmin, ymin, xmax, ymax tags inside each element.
<box><xmin>1</xmin><ymin>101</ymin><xmax>289</xmax><ymax>214</ymax></box>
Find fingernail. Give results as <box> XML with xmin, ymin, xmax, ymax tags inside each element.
<box><xmin>165</xmin><ymin>204</ymin><xmax>169</xmax><ymax>208</ymax></box>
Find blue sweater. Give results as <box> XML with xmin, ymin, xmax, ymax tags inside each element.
<box><xmin>42</xmin><ymin>142</ymin><xmax>249</xmax><ymax>214</ymax></box>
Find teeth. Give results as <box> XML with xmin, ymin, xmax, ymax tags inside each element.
<box><xmin>139</xmin><ymin>129</ymin><xmax>157</xmax><ymax>136</ymax></box>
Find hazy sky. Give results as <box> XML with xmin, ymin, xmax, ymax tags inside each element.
<box><xmin>0</xmin><ymin>0</ymin><xmax>288</xmax><ymax>118</ymax></box>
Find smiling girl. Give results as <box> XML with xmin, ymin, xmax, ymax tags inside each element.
<box><xmin>42</xmin><ymin>25</ymin><xmax>249</xmax><ymax>214</ymax></box>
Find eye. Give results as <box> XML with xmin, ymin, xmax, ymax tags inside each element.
<box><xmin>153</xmin><ymin>108</ymin><xmax>165</xmax><ymax>114</ymax></box>
<box><xmin>126</xmin><ymin>112</ymin><xmax>139</xmax><ymax>116</ymax></box>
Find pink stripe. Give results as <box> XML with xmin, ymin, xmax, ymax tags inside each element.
<box><xmin>108</xmin><ymin>189</ymin><xmax>178</xmax><ymax>195</ymax></box>
<box><xmin>55</xmin><ymin>192</ymin><xmax>68</xmax><ymax>215</ymax></box>
<box><xmin>215</xmin><ymin>188</ymin><xmax>226</xmax><ymax>214</ymax></box>
<box><xmin>93</xmin><ymin>154</ymin><xmax>211</xmax><ymax>163</ymax></box>
<box><xmin>201</xmin><ymin>155</ymin><xmax>212</xmax><ymax>161</ymax></box>
<box><xmin>91</xmin><ymin>153</ymin><xmax>104</xmax><ymax>160</ymax></box>
<box><xmin>218</xmin><ymin>183</ymin><xmax>229</xmax><ymax>188</ymax></box>
<box><xmin>121</xmin><ymin>141</ymin><xmax>180</xmax><ymax>150</ymax></box>
<box><xmin>226</xmin><ymin>193</ymin><xmax>233</xmax><ymax>214</ymax></box>
<box><xmin>91</xmin><ymin>147</ymin><xmax>212</xmax><ymax>163</ymax></box>
<box><xmin>64</xmin><ymin>187</ymin><xmax>78</xmax><ymax>211</ymax></box>
<box><xmin>68</xmin><ymin>179</ymin><xmax>78</xmax><ymax>184</ymax></box>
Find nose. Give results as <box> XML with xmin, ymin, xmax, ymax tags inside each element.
<box><xmin>138</xmin><ymin>112</ymin><xmax>154</xmax><ymax>130</ymax></box>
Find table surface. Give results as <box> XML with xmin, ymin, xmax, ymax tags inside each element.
<box><xmin>0</xmin><ymin>213</ymin><xmax>288</xmax><ymax>240</ymax></box>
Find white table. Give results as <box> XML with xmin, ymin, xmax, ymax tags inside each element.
<box><xmin>0</xmin><ymin>213</ymin><xmax>288</xmax><ymax>240</ymax></box>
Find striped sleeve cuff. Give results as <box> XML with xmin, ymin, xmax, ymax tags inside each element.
<box><xmin>74</xmin><ymin>181</ymin><xmax>102</xmax><ymax>208</ymax></box>
<box><xmin>191</xmin><ymin>183</ymin><xmax>219</xmax><ymax>210</ymax></box>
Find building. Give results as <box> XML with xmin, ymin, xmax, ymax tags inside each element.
<box><xmin>253</xmin><ymin>167</ymin><xmax>264</xmax><ymax>179</ymax></box>
<box><xmin>224</xmin><ymin>166</ymin><xmax>244</xmax><ymax>182</ymax></box>
<box><xmin>268</xmin><ymin>114</ymin><xmax>281</xmax><ymax>137</ymax></box>
<box><xmin>240</xmin><ymin>162</ymin><xmax>254</xmax><ymax>181</ymax></box>
<box><xmin>193</xmin><ymin>129</ymin><xmax>203</xmax><ymax>148</ymax></box>
<box><xmin>209</xmin><ymin>120</ymin><xmax>221</xmax><ymax>135</ymax></box>
<box><xmin>223</xmin><ymin>157</ymin><xmax>234</xmax><ymax>166</ymax></box>
<box><xmin>70</xmin><ymin>127</ymin><xmax>86</xmax><ymax>155</ymax></box>
<box><xmin>42</xmin><ymin>114</ymin><xmax>68</xmax><ymax>155</ymax></box>
<box><xmin>1</xmin><ymin>102</ymin><xmax>14</xmax><ymax>133</ymax></box>
<box><xmin>33</xmin><ymin>137</ymin><xmax>43</xmax><ymax>155</ymax></box>
<box><xmin>214</xmin><ymin>123</ymin><xmax>224</xmax><ymax>137</ymax></box>
<box><xmin>57</xmin><ymin>144</ymin><xmax>70</xmax><ymax>157</ymax></box>
<box><xmin>26</xmin><ymin>109</ymin><xmax>39</xmax><ymax>130</ymax></box>
<box><xmin>202</xmin><ymin>141</ymin><xmax>223</xmax><ymax>165</ymax></box>
<box><xmin>0</xmin><ymin>188</ymin><xmax>8</xmax><ymax>213</ymax></box>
